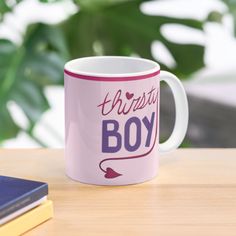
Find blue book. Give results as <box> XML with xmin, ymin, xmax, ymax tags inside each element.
<box><xmin>0</xmin><ymin>176</ymin><xmax>48</xmax><ymax>220</ymax></box>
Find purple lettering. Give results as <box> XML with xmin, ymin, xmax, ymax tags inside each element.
<box><xmin>142</xmin><ymin>112</ymin><xmax>155</xmax><ymax>147</ymax></box>
<box><xmin>102</xmin><ymin>120</ymin><xmax>122</xmax><ymax>153</ymax></box>
<box><xmin>124</xmin><ymin>117</ymin><xmax>141</xmax><ymax>152</ymax></box>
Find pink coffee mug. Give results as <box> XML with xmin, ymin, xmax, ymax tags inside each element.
<box><xmin>64</xmin><ymin>56</ymin><xmax>188</xmax><ymax>185</ymax></box>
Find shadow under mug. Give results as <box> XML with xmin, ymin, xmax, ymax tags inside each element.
<box><xmin>64</xmin><ymin>56</ymin><xmax>188</xmax><ymax>185</ymax></box>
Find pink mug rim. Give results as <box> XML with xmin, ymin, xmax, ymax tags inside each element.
<box><xmin>64</xmin><ymin>56</ymin><xmax>160</xmax><ymax>82</ymax></box>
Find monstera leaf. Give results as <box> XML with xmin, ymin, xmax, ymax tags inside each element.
<box><xmin>0</xmin><ymin>24</ymin><xmax>68</xmax><ymax>143</ymax></box>
<box><xmin>0</xmin><ymin>0</ymin><xmax>206</xmax><ymax>145</ymax></box>
<box><xmin>63</xmin><ymin>0</ymin><xmax>204</xmax><ymax>78</ymax></box>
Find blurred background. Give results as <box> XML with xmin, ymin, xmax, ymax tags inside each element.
<box><xmin>0</xmin><ymin>0</ymin><xmax>235</xmax><ymax>148</ymax></box>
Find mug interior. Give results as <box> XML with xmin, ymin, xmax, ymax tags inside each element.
<box><xmin>64</xmin><ymin>56</ymin><xmax>160</xmax><ymax>77</ymax></box>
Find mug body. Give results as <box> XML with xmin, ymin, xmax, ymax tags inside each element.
<box><xmin>64</xmin><ymin>56</ymin><xmax>160</xmax><ymax>185</ymax></box>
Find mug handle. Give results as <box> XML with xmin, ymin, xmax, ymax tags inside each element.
<box><xmin>159</xmin><ymin>71</ymin><xmax>189</xmax><ymax>153</ymax></box>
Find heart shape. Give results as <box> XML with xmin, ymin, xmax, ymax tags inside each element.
<box><xmin>126</xmin><ymin>92</ymin><xmax>134</xmax><ymax>100</ymax></box>
<box><xmin>104</xmin><ymin>167</ymin><xmax>122</xmax><ymax>179</ymax></box>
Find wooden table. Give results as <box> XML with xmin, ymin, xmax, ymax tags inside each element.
<box><xmin>1</xmin><ymin>149</ymin><xmax>236</xmax><ymax>236</ymax></box>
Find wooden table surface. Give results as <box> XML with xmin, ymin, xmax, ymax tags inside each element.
<box><xmin>1</xmin><ymin>149</ymin><xmax>236</xmax><ymax>236</ymax></box>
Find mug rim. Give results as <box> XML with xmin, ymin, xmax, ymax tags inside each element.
<box><xmin>64</xmin><ymin>56</ymin><xmax>160</xmax><ymax>81</ymax></box>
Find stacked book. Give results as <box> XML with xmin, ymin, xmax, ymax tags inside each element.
<box><xmin>0</xmin><ymin>175</ymin><xmax>53</xmax><ymax>235</ymax></box>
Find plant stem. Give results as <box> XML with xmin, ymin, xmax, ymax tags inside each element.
<box><xmin>40</xmin><ymin>120</ymin><xmax>63</xmax><ymax>143</ymax></box>
<box><xmin>27</xmin><ymin>132</ymin><xmax>48</xmax><ymax>148</ymax></box>
<box><xmin>20</xmin><ymin>127</ymin><xmax>48</xmax><ymax>147</ymax></box>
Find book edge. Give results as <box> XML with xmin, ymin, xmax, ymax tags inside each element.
<box><xmin>0</xmin><ymin>182</ymin><xmax>48</xmax><ymax>219</ymax></box>
<box><xmin>0</xmin><ymin>196</ymin><xmax>47</xmax><ymax>225</ymax></box>
<box><xmin>0</xmin><ymin>200</ymin><xmax>53</xmax><ymax>235</ymax></box>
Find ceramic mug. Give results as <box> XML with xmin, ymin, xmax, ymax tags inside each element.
<box><xmin>64</xmin><ymin>56</ymin><xmax>188</xmax><ymax>185</ymax></box>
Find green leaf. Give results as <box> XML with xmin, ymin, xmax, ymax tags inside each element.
<box><xmin>11</xmin><ymin>81</ymin><xmax>50</xmax><ymax>123</ymax></box>
<box><xmin>221</xmin><ymin>0</ymin><xmax>236</xmax><ymax>36</ymax></box>
<box><xmin>0</xmin><ymin>105</ymin><xmax>19</xmax><ymax>142</ymax></box>
<box><xmin>0</xmin><ymin>0</ymin><xmax>22</xmax><ymax>20</ymax></box>
<box><xmin>0</xmin><ymin>1</ymin><xmax>12</xmax><ymax>17</ymax></box>
<box><xmin>0</xmin><ymin>40</ymin><xmax>17</xmax><ymax>88</ymax></box>
<box><xmin>75</xmin><ymin>0</ymin><xmax>133</xmax><ymax>10</ymax></box>
<box><xmin>39</xmin><ymin>0</ymin><xmax>61</xmax><ymax>2</ymax></box>
<box><xmin>207</xmin><ymin>11</ymin><xmax>224</xmax><ymax>23</ymax></box>
<box><xmin>164</xmin><ymin>42</ymin><xmax>204</xmax><ymax>78</ymax></box>
<box><xmin>62</xmin><ymin>0</ymin><xmax>204</xmax><ymax>78</ymax></box>
<box><xmin>62</xmin><ymin>11</ymin><xmax>96</xmax><ymax>58</ymax></box>
<box><xmin>0</xmin><ymin>24</ymin><xmax>69</xmax><ymax>142</ymax></box>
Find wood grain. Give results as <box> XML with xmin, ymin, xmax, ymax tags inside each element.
<box><xmin>0</xmin><ymin>149</ymin><xmax>236</xmax><ymax>236</ymax></box>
